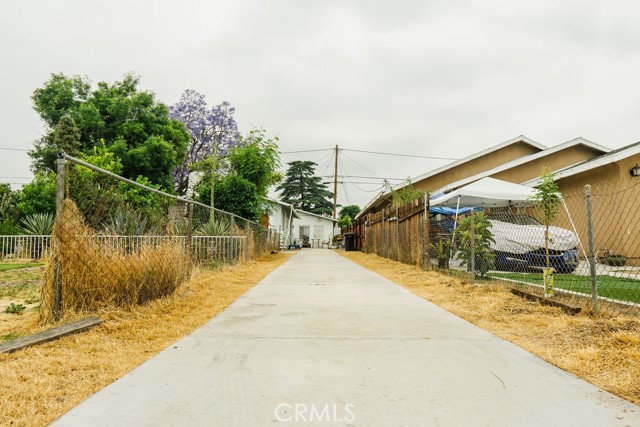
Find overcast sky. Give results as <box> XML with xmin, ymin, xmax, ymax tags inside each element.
<box><xmin>2</xmin><ymin>0</ymin><xmax>640</xmax><ymax>209</ymax></box>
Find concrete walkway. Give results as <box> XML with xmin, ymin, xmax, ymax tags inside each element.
<box><xmin>53</xmin><ymin>250</ymin><xmax>639</xmax><ymax>427</ymax></box>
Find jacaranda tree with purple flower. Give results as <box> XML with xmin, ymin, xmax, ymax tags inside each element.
<box><xmin>170</xmin><ymin>90</ymin><xmax>240</xmax><ymax>196</ymax></box>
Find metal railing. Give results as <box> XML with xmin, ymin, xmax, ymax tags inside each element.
<box><xmin>0</xmin><ymin>235</ymin><xmax>51</xmax><ymax>260</ymax></box>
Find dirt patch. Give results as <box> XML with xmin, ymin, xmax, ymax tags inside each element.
<box><xmin>339</xmin><ymin>250</ymin><xmax>640</xmax><ymax>406</ymax></box>
<box><xmin>0</xmin><ymin>265</ymin><xmax>45</xmax><ymax>339</ymax></box>
<box><xmin>0</xmin><ymin>252</ymin><xmax>292</xmax><ymax>427</ymax></box>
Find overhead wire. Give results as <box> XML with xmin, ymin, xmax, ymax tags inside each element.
<box><xmin>280</xmin><ymin>148</ymin><xmax>333</xmax><ymax>154</ymax></box>
<box><xmin>322</xmin><ymin>174</ymin><xmax>405</xmax><ymax>181</ymax></box>
<box><xmin>338</xmin><ymin>156</ymin><xmax>352</xmax><ymax>205</ymax></box>
<box><xmin>0</xmin><ymin>147</ymin><xmax>30</xmax><ymax>152</ymax></box>
<box><xmin>341</xmin><ymin>148</ymin><xmax>458</xmax><ymax>161</ymax></box>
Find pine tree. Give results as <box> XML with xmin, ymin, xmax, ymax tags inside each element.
<box><xmin>277</xmin><ymin>161</ymin><xmax>333</xmax><ymax>216</ymax></box>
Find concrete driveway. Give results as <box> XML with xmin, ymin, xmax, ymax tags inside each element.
<box><xmin>52</xmin><ymin>249</ymin><xmax>639</xmax><ymax>427</ymax></box>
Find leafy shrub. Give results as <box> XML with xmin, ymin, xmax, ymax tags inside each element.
<box><xmin>454</xmin><ymin>212</ymin><xmax>496</xmax><ymax>277</ymax></box>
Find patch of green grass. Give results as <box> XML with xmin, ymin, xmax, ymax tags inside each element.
<box><xmin>489</xmin><ymin>272</ymin><xmax>640</xmax><ymax>304</ymax></box>
<box><xmin>0</xmin><ymin>263</ymin><xmax>43</xmax><ymax>272</ymax></box>
<box><xmin>0</xmin><ymin>283</ymin><xmax>38</xmax><ymax>298</ymax></box>
<box><xmin>1</xmin><ymin>331</ymin><xmax>24</xmax><ymax>342</ymax></box>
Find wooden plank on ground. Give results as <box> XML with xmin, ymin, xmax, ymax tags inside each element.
<box><xmin>510</xmin><ymin>288</ymin><xmax>582</xmax><ymax>315</ymax></box>
<box><xmin>0</xmin><ymin>316</ymin><xmax>103</xmax><ymax>353</ymax></box>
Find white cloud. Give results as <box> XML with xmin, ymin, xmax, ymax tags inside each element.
<box><xmin>2</xmin><ymin>0</ymin><xmax>640</xmax><ymax>206</ymax></box>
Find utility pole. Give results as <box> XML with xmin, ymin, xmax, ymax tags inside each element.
<box><xmin>333</xmin><ymin>145</ymin><xmax>339</xmax><ymax>219</ymax></box>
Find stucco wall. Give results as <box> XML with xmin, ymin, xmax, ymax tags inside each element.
<box><xmin>293</xmin><ymin>212</ymin><xmax>339</xmax><ymax>242</ymax></box>
<box><xmin>552</xmin><ymin>155</ymin><xmax>640</xmax><ymax>265</ymax></box>
<box><xmin>492</xmin><ymin>145</ymin><xmax>602</xmax><ymax>184</ymax></box>
<box><xmin>412</xmin><ymin>141</ymin><xmax>540</xmax><ymax>193</ymax></box>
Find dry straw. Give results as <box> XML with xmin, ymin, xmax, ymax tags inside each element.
<box><xmin>41</xmin><ymin>200</ymin><xmax>191</xmax><ymax>322</ymax></box>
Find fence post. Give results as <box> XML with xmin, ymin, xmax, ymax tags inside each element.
<box><xmin>470</xmin><ymin>209</ymin><xmax>475</xmax><ymax>282</ymax></box>
<box><xmin>53</xmin><ymin>154</ymin><xmax>66</xmax><ymax>320</ymax></box>
<box><xmin>187</xmin><ymin>202</ymin><xmax>193</xmax><ymax>260</ymax></box>
<box><xmin>396</xmin><ymin>204</ymin><xmax>400</xmax><ymax>261</ymax></box>
<box><xmin>422</xmin><ymin>192</ymin><xmax>429</xmax><ymax>270</ymax></box>
<box><xmin>584</xmin><ymin>185</ymin><xmax>599</xmax><ymax>313</ymax></box>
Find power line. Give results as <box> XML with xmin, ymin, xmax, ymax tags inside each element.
<box><xmin>323</xmin><ymin>174</ymin><xmax>405</xmax><ymax>181</ymax></box>
<box><xmin>338</xmin><ymin>157</ymin><xmax>352</xmax><ymax>205</ymax></box>
<box><xmin>0</xmin><ymin>147</ymin><xmax>30</xmax><ymax>152</ymax></box>
<box><xmin>342</xmin><ymin>148</ymin><xmax>458</xmax><ymax>161</ymax></box>
<box><xmin>339</xmin><ymin>151</ymin><xmax>386</xmax><ymax>180</ymax></box>
<box><xmin>0</xmin><ymin>176</ymin><xmax>32</xmax><ymax>180</ymax></box>
<box><xmin>280</xmin><ymin>147</ymin><xmax>459</xmax><ymax>160</ymax></box>
<box><xmin>280</xmin><ymin>148</ymin><xmax>333</xmax><ymax>154</ymax></box>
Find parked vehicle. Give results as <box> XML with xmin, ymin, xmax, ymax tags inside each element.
<box><xmin>487</xmin><ymin>214</ymin><xmax>579</xmax><ymax>273</ymax></box>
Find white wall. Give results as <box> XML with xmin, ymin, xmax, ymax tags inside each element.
<box><xmin>292</xmin><ymin>211</ymin><xmax>339</xmax><ymax>243</ymax></box>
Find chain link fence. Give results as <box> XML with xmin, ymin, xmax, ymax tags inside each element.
<box><xmin>349</xmin><ymin>180</ymin><xmax>640</xmax><ymax>317</ymax></box>
<box><xmin>40</xmin><ymin>153</ymin><xmax>279</xmax><ymax>322</ymax></box>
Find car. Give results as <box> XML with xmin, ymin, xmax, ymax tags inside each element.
<box><xmin>486</xmin><ymin>213</ymin><xmax>579</xmax><ymax>273</ymax></box>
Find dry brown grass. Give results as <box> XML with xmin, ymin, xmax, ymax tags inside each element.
<box><xmin>0</xmin><ymin>251</ymin><xmax>292</xmax><ymax>427</ymax></box>
<box><xmin>40</xmin><ymin>201</ymin><xmax>193</xmax><ymax>323</ymax></box>
<box><xmin>339</xmin><ymin>250</ymin><xmax>640</xmax><ymax>406</ymax></box>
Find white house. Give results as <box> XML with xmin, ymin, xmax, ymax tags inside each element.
<box><xmin>292</xmin><ymin>210</ymin><xmax>339</xmax><ymax>248</ymax></box>
<box><xmin>264</xmin><ymin>198</ymin><xmax>339</xmax><ymax>248</ymax></box>
<box><xmin>264</xmin><ymin>198</ymin><xmax>299</xmax><ymax>248</ymax></box>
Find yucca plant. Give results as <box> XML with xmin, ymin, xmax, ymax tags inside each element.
<box><xmin>172</xmin><ymin>219</ymin><xmax>190</xmax><ymax>236</ymax></box>
<box><xmin>104</xmin><ymin>211</ymin><xmax>148</xmax><ymax>236</ymax></box>
<box><xmin>195</xmin><ymin>218</ymin><xmax>231</xmax><ymax>236</ymax></box>
<box><xmin>20</xmin><ymin>212</ymin><xmax>55</xmax><ymax>235</ymax></box>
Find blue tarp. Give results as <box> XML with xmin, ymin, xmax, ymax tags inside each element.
<box><xmin>429</xmin><ymin>193</ymin><xmax>480</xmax><ymax>216</ymax></box>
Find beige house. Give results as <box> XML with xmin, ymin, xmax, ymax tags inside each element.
<box><xmin>358</xmin><ymin>135</ymin><xmax>608</xmax><ymax>218</ymax></box>
<box><xmin>524</xmin><ymin>141</ymin><xmax>640</xmax><ymax>264</ymax></box>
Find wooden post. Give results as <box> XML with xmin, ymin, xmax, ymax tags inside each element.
<box><xmin>422</xmin><ymin>192</ymin><xmax>430</xmax><ymax>270</ymax></box>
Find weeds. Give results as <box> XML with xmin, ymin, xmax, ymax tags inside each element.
<box><xmin>1</xmin><ymin>331</ymin><xmax>23</xmax><ymax>342</ymax></box>
<box><xmin>5</xmin><ymin>303</ymin><xmax>26</xmax><ymax>314</ymax></box>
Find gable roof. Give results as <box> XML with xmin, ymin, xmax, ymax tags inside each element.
<box><xmin>265</xmin><ymin>197</ymin><xmax>300</xmax><ymax>219</ymax></box>
<box><xmin>266</xmin><ymin>197</ymin><xmax>337</xmax><ymax>223</ymax></box>
<box><xmin>295</xmin><ymin>208</ymin><xmax>338</xmax><ymax>223</ymax></box>
<box><xmin>436</xmin><ymin>137</ymin><xmax>610</xmax><ymax>194</ymax></box>
<box><xmin>357</xmin><ymin>135</ymin><xmax>545</xmax><ymax>218</ymax></box>
<box><xmin>523</xmin><ymin>140</ymin><xmax>640</xmax><ymax>186</ymax></box>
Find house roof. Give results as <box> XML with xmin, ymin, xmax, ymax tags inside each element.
<box><xmin>436</xmin><ymin>137</ymin><xmax>610</xmax><ymax>194</ymax></box>
<box><xmin>265</xmin><ymin>197</ymin><xmax>337</xmax><ymax>223</ymax></box>
<box><xmin>265</xmin><ymin>197</ymin><xmax>300</xmax><ymax>219</ymax></box>
<box><xmin>523</xmin><ymin>140</ymin><xmax>640</xmax><ymax>186</ymax></box>
<box><xmin>356</xmin><ymin>135</ymin><xmax>545</xmax><ymax>219</ymax></box>
<box><xmin>295</xmin><ymin>208</ymin><xmax>338</xmax><ymax>223</ymax></box>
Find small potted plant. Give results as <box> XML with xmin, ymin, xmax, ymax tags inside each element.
<box><xmin>431</xmin><ymin>238</ymin><xmax>452</xmax><ymax>269</ymax></box>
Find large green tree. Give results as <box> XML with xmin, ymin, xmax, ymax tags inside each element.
<box><xmin>30</xmin><ymin>73</ymin><xmax>189</xmax><ymax>191</ymax></box>
<box><xmin>339</xmin><ymin>205</ymin><xmax>361</xmax><ymax>221</ymax></box>
<box><xmin>227</xmin><ymin>129</ymin><xmax>282</xmax><ymax>198</ymax></box>
<box><xmin>193</xmin><ymin>129</ymin><xmax>282</xmax><ymax>221</ymax></box>
<box><xmin>195</xmin><ymin>174</ymin><xmax>261</xmax><ymax>221</ymax></box>
<box><xmin>277</xmin><ymin>161</ymin><xmax>333</xmax><ymax>216</ymax></box>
